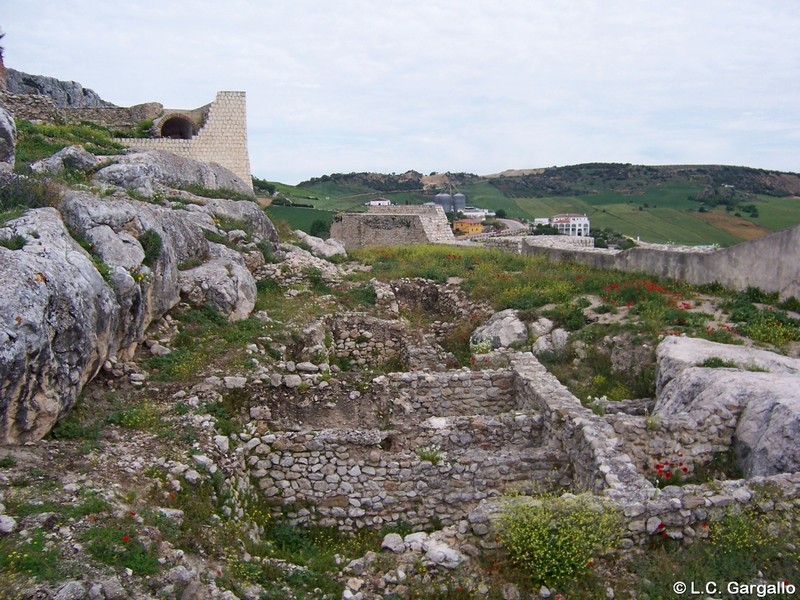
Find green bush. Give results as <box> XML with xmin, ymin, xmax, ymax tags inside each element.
<box><xmin>0</xmin><ymin>173</ymin><xmax>63</xmax><ymax>211</ymax></box>
<box><xmin>499</xmin><ymin>494</ymin><xmax>622</xmax><ymax>587</ymax></box>
<box><xmin>138</xmin><ymin>229</ymin><xmax>162</xmax><ymax>267</ymax></box>
<box><xmin>0</xmin><ymin>234</ymin><xmax>26</xmax><ymax>250</ymax></box>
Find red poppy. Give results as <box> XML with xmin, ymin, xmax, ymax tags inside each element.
<box><xmin>122</xmin><ymin>535</ymin><xmax>130</xmax><ymax>543</ymax></box>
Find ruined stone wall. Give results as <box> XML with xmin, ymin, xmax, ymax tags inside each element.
<box><xmin>331</xmin><ymin>314</ymin><xmax>406</xmax><ymax>369</ymax></box>
<box><xmin>330</xmin><ymin>205</ymin><xmax>455</xmax><ymax>249</ymax></box>
<box><xmin>605</xmin><ymin>411</ymin><xmax>736</xmax><ymax>476</ymax></box>
<box><xmin>0</xmin><ymin>91</ymin><xmax>162</xmax><ymax>129</ymax></box>
<box><xmin>116</xmin><ymin>92</ymin><xmax>252</xmax><ymax>190</ymax></box>
<box><xmin>246</xmin><ymin>427</ymin><xmax>567</xmax><ymax>531</ymax></box>
<box><xmin>521</xmin><ymin>225</ymin><xmax>800</xmax><ymax>299</ymax></box>
<box><xmin>244</xmin><ymin>366</ymin><xmax>572</xmax><ymax>530</ymax></box>
<box><xmin>373</xmin><ymin>369</ymin><xmax>519</xmax><ymax>420</ymax></box>
<box><xmin>0</xmin><ymin>91</ymin><xmax>62</xmax><ymax>122</ymax></box>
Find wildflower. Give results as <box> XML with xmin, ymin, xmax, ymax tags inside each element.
<box><xmin>122</xmin><ymin>535</ymin><xmax>130</xmax><ymax>543</ymax></box>
<box><xmin>130</xmin><ymin>510</ymin><xmax>137</xmax><ymax>517</ymax></box>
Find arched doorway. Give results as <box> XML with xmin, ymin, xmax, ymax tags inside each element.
<box><xmin>160</xmin><ymin>116</ymin><xmax>194</xmax><ymax>140</ymax></box>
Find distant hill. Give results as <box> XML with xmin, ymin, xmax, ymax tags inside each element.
<box><xmin>270</xmin><ymin>163</ymin><xmax>800</xmax><ymax>246</ymax></box>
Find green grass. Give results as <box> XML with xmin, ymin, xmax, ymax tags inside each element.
<box><xmin>14</xmin><ymin>119</ymin><xmax>127</xmax><ymax>169</ymax></box>
<box><xmin>0</xmin><ymin>532</ymin><xmax>64</xmax><ymax>583</ymax></box>
<box><xmin>265</xmin><ymin>205</ymin><xmax>335</xmax><ymax>234</ymax></box>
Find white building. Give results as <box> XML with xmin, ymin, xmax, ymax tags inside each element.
<box><xmin>365</xmin><ymin>198</ymin><xmax>392</xmax><ymax>207</ymax></box>
<box><xmin>550</xmin><ymin>214</ymin><xmax>590</xmax><ymax>236</ymax></box>
<box><xmin>461</xmin><ymin>206</ymin><xmax>495</xmax><ymax>220</ymax></box>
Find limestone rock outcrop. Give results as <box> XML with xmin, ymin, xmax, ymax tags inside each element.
<box><xmin>0</xmin><ymin>208</ymin><xmax>118</xmax><ymax>444</ymax></box>
<box><xmin>178</xmin><ymin>243</ymin><xmax>256</xmax><ymax>321</ymax></box>
<box><xmin>92</xmin><ymin>150</ymin><xmax>253</xmax><ymax>198</ymax></box>
<box><xmin>471</xmin><ymin>309</ymin><xmax>528</xmax><ymax>350</ymax></box>
<box><xmin>0</xmin><ymin>104</ymin><xmax>15</xmax><ymax>171</ymax></box>
<box><xmin>0</xmin><ymin>181</ymin><xmax>278</xmax><ymax>443</ymax></box>
<box><xmin>655</xmin><ymin>336</ymin><xmax>800</xmax><ymax>477</ymax></box>
<box><xmin>30</xmin><ymin>145</ymin><xmax>98</xmax><ymax>175</ymax></box>
<box><xmin>7</xmin><ymin>68</ymin><xmax>114</xmax><ymax>108</ymax></box>
<box><xmin>294</xmin><ymin>229</ymin><xmax>346</xmax><ymax>259</ymax></box>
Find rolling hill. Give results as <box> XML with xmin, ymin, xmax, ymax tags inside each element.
<box><xmin>261</xmin><ymin>164</ymin><xmax>800</xmax><ymax>246</ymax></box>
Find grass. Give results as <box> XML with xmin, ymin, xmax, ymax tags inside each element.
<box><xmin>14</xmin><ymin>119</ymin><xmax>127</xmax><ymax>169</ymax></box>
<box><xmin>632</xmin><ymin>506</ymin><xmax>798</xmax><ymax>598</ymax></box>
<box><xmin>0</xmin><ymin>234</ymin><xmax>26</xmax><ymax>250</ymax></box>
<box><xmin>0</xmin><ymin>532</ymin><xmax>65</xmax><ymax>583</ymax></box>
<box><xmin>145</xmin><ymin>305</ymin><xmax>269</xmax><ymax>382</ymax></box>
<box><xmin>265</xmin><ymin>204</ymin><xmax>335</xmax><ymax>235</ymax></box>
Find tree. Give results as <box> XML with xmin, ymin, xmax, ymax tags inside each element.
<box><xmin>495</xmin><ymin>208</ymin><xmax>507</xmax><ymax>219</ymax></box>
<box><xmin>309</xmin><ymin>219</ymin><xmax>330</xmax><ymax>239</ymax></box>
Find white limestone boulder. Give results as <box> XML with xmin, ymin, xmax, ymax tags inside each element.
<box><xmin>471</xmin><ymin>309</ymin><xmax>528</xmax><ymax>350</ymax></box>
<box><xmin>0</xmin><ymin>208</ymin><xmax>119</xmax><ymax>444</ymax></box>
<box><xmin>30</xmin><ymin>145</ymin><xmax>97</xmax><ymax>175</ymax></box>
<box><xmin>294</xmin><ymin>229</ymin><xmax>346</xmax><ymax>259</ymax></box>
<box><xmin>178</xmin><ymin>243</ymin><xmax>256</xmax><ymax>321</ymax></box>
<box><xmin>93</xmin><ymin>149</ymin><xmax>253</xmax><ymax>198</ymax></box>
<box><xmin>655</xmin><ymin>336</ymin><xmax>800</xmax><ymax>477</ymax></box>
<box><xmin>0</xmin><ymin>106</ymin><xmax>15</xmax><ymax>172</ymax></box>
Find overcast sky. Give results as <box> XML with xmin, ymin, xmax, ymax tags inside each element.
<box><xmin>4</xmin><ymin>1</ymin><xmax>800</xmax><ymax>184</ymax></box>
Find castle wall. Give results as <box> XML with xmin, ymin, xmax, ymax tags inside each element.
<box><xmin>521</xmin><ymin>224</ymin><xmax>800</xmax><ymax>299</ymax></box>
<box><xmin>116</xmin><ymin>92</ymin><xmax>252</xmax><ymax>190</ymax></box>
<box><xmin>1</xmin><ymin>90</ymin><xmax>253</xmax><ymax>190</ymax></box>
<box><xmin>330</xmin><ymin>205</ymin><xmax>456</xmax><ymax>249</ymax></box>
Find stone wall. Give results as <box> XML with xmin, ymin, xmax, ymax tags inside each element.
<box><xmin>330</xmin><ymin>205</ymin><xmax>456</xmax><ymax>249</ymax></box>
<box><xmin>116</xmin><ymin>92</ymin><xmax>252</xmax><ymax>190</ymax></box>
<box><xmin>1</xmin><ymin>90</ymin><xmax>253</xmax><ymax>191</ymax></box>
<box><xmin>244</xmin><ymin>366</ymin><xmax>573</xmax><ymax>530</ymax></box>
<box><xmin>331</xmin><ymin>314</ymin><xmax>406</xmax><ymax>369</ymax></box>
<box><xmin>521</xmin><ymin>225</ymin><xmax>800</xmax><ymax>299</ymax></box>
<box><xmin>0</xmin><ymin>91</ymin><xmax>162</xmax><ymax>129</ymax></box>
<box><xmin>604</xmin><ymin>411</ymin><xmax>734</xmax><ymax>477</ymax></box>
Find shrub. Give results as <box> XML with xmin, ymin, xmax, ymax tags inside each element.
<box><xmin>0</xmin><ymin>173</ymin><xmax>63</xmax><ymax>211</ymax></box>
<box><xmin>499</xmin><ymin>494</ymin><xmax>622</xmax><ymax>588</ymax></box>
<box><xmin>138</xmin><ymin>229</ymin><xmax>162</xmax><ymax>267</ymax></box>
<box><xmin>0</xmin><ymin>234</ymin><xmax>26</xmax><ymax>250</ymax></box>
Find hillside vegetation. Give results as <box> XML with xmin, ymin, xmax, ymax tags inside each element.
<box><xmin>260</xmin><ymin>164</ymin><xmax>800</xmax><ymax>246</ymax></box>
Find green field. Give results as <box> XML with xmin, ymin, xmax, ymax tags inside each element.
<box><xmin>262</xmin><ymin>167</ymin><xmax>800</xmax><ymax>246</ymax></box>
<box><xmin>265</xmin><ymin>205</ymin><xmax>335</xmax><ymax>234</ymax></box>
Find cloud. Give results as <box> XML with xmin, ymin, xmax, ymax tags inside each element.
<box><xmin>4</xmin><ymin>0</ymin><xmax>800</xmax><ymax>182</ymax></box>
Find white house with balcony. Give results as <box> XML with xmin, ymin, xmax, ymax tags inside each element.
<box><xmin>550</xmin><ymin>214</ymin><xmax>590</xmax><ymax>236</ymax></box>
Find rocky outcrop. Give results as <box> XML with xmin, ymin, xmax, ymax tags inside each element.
<box><xmin>470</xmin><ymin>309</ymin><xmax>528</xmax><ymax>350</ymax></box>
<box><xmin>655</xmin><ymin>336</ymin><xmax>800</xmax><ymax>477</ymax></box>
<box><xmin>0</xmin><ymin>181</ymin><xmax>278</xmax><ymax>444</ymax></box>
<box><xmin>31</xmin><ymin>144</ymin><xmax>98</xmax><ymax>175</ymax></box>
<box><xmin>294</xmin><ymin>229</ymin><xmax>346</xmax><ymax>259</ymax></box>
<box><xmin>92</xmin><ymin>150</ymin><xmax>253</xmax><ymax>198</ymax></box>
<box><xmin>0</xmin><ymin>209</ymin><xmax>118</xmax><ymax>444</ymax></box>
<box><xmin>178</xmin><ymin>243</ymin><xmax>256</xmax><ymax>321</ymax></box>
<box><xmin>0</xmin><ymin>104</ymin><xmax>15</xmax><ymax>171</ymax></box>
<box><xmin>7</xmin><ymin>68</ymin><xmax>114</xmax><ymax>108</ymax></box>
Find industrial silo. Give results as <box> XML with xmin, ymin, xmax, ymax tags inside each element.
<box><xmin>453</xmin><ymin>193</ymin><xmax>466</xmax><ymax>213</ymax></box>
<box><xmin>434</xmin><ymin>192</ymin><xmax>453</xmax><ymax>212</ymax></box>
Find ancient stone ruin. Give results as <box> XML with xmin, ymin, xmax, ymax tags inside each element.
<box><xmin>331</xmin><ymin>205</ymin><xmax>457</xmax><ymax>249</ymax></box>
<box><xmin>1</xmin><ymin>70</ymin><xmax>252</xmax><ymax>189</ymax></box>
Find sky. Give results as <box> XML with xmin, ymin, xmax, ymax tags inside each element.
<box><xmin>3</xmin><ymin>1</ymin><xmax>800</xmax><ymax>184</ymax></box>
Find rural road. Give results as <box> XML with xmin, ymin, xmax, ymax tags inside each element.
<box><xmin>497</xmin><ymin>218</ymin><xmax>527</xmax><ymax>231</ymax></box>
